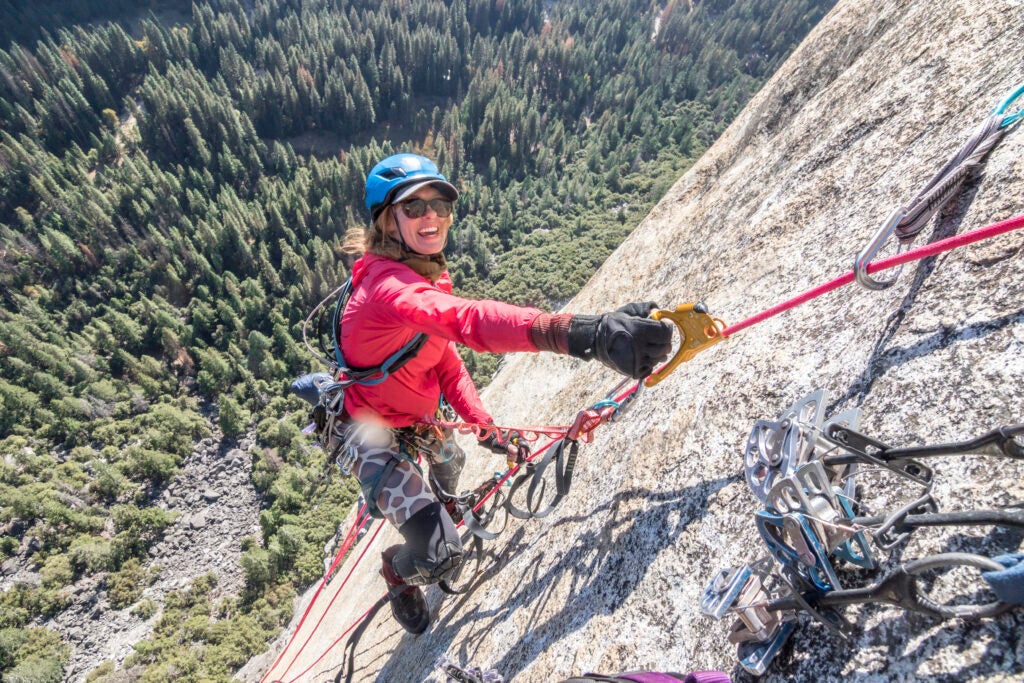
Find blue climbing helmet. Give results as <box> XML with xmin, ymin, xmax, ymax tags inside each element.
<box><xmin>364</xmin><ymin>153</ymin><xmax>459</xmax><ymax>220</ymax></box>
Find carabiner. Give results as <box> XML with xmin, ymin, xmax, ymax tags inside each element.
<box><xmin>645</xmin><ymin>302</ymin><xmax>726</xmax><ymax>386</ymax></box>
<box><xmin>854</xmin><ymin>208</ymin><xmax>906</xmax><ymax>290</ymax></box>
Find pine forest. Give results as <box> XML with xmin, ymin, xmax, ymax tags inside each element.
<box><xmin>0</xmin><ymin>1</ymin><xmax>835</xmax><ymax>679</ymax></box>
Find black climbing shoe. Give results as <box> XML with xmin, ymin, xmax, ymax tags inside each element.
<box><xmin>380</xmin><ymin>546</ymin><xmax>430</xmax><ymax>634</ymax></box>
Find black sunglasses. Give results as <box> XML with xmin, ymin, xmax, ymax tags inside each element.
<box><xmin>397</xmin><ymin>198</ymin><xmax>454</xmax><ymax>218</ymax></box>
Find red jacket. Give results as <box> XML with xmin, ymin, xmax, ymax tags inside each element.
<box><xmin>341</xmin><ymin>253</ymin><xmax>543</xmax><ymax>428</ymax></box>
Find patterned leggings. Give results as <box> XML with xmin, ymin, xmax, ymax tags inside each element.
<box><xmin>335</xmin><ymin>420</ymin><xmax>466</xmax><ymax>584</ymax></box>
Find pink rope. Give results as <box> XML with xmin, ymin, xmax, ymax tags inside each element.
<box><xmin>262</xmin><ymin>514</ymin><xmax>384</xmax><ymax>682</ymax></box>
<box><xmin>722</xmin><ymin>213</ymin><xmax>1024</xmax><ymax>338</ymax></box>
<box><xmin>283</xmin><ymin>599</ymin><xmax>385</xmax><ymax>683</ymax></box>
<box><xmin>261</xmin><ymin>214</ymin><xmax>1024</xmax><ymax>680</ymax></box>
<box><xmin>264</xmin><ymin>385</ymin><xmax>647</xmax><ymax>681</ymax></box>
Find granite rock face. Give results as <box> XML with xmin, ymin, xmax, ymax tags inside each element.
<box><xmin>249</xmin><ymin>1</ymin><xmax>1024</xmax><ymax>681</ymax></box>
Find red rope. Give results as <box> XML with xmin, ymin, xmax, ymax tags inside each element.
<box><xmin>722</xmin><ymin>213</ymin><xmax>1024</xmax><ymax>338</ymax></box>
<box><xmin>278</xmin><ymin>511</ymin><xmax>379</xmax><ymax>676</ymax></box>
<box><xmin>262</xmin><ymin>511</ymin><xmax>384</xmax><ymax>682</ymax></box>
<box><xmin>263</xmin><ymin>441</ymin><xmax>562</xmax><ymax>683</ymax></box>
<box><xmin>260</xmin><ymin>387</ymin><xmax>638</xmax><ymax>679</ymax></box>
<box><xmin>283</xmin><ymin>598</ymin><xmax>386</xmax><ymax>683</ymax></box>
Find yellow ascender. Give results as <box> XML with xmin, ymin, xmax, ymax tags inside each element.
<box><xmin>645</xmin><ymin>303</ymin><xmax>726</xmax><ymax>387</ymax></box>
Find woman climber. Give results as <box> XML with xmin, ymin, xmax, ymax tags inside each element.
<box><xmin>331</xmin><ymin>152</ymin><xmax>672</xmax><ymax>634</ymax></box>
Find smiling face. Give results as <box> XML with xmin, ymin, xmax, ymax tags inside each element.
<box><xmin>391</xmin><ymin>187</ymin><xmax>454</xmax><ymax>255</ymax></box>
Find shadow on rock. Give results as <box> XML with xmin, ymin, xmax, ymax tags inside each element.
<box><xmin>366</xmin><ymin>476</ymin><xmax>731</xmax><ymax>681</ymax></box>
<box><xmin>827</xmin><ymin>188</ymin><xmax>1014</xmax><ymax>414</ymax></box>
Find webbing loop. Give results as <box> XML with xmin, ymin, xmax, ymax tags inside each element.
<box><xmin>506</xmin><ymin>438</ymin><xmax>579</xmax><ymax>519</ymax></box>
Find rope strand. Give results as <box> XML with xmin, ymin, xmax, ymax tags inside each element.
<box><xmin>722</xmin><ymin>212</ymin><xmax>1024</xmax><ymax>338</ymax></box>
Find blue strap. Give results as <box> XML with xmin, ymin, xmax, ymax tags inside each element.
<box><xmin>360</xmin><ymin>448</ymin><xmax>423</xmax><ymax>520</ymax></box>
<box><xmin>289</xmin><ymin>372</ymin><xmax>334</xmax><ymax>405</ymax></box>
<box><xmin>330</xmin><ymin>278</ymin><xmax>353</xmax><ymax>370</ymax></box>
<box><xmin>993</xmin><ymin>81</ymin><xmax>1024</xmax><ymax>128</ymax></box>
<box><xmin>982</xmin><ymin>554</ymin><xmax>1024</xmax><ymax>605</ymax></box>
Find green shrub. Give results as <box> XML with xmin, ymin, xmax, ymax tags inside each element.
<box><xmin>250</xmin><ymin>449</ymin><xmax>281</xmax><ymax>491</ymax></box>
<box><xmin>69</xmin><ymin>446</ymin><xmax>96</xmax><ymax>463</ymax></box>
<box><xmin>84</xmin><ymin>380</ymin><xmax>122</xmax><ymax>403</ymax></box>
<box><xmin>239</xmin><ymin>546</ymin><xmax>275</xmax><ymax>590</ymax></box>
<box><xmin>53</xmin><ymin>461</ymin><xmax>89</xmax><ymax>489</ymax></box>
<box><xmin>0</xmin><ymin>584</ymin><xmax>70</xmax><ymax>626</ymax></box>
<box><xmin>39</xmin><ymin>554</ymin><xmax>73</xmax><ymax>589</ymax></box>
<box><xmin>273</xmin><ymin>524</ymin><xmax>305</xmax><ymax>563</ymax></box>
<box><xmin>84</xmin><ymin>661</ymin><xmax>115</xmax><ymax>682</ymax></box>
<box><xmin>139</xmin><ymin>402</ymin><xmax>208</xmax><ymax>458</ymax></box>
<box><xmin>0</xmin><ymin>536</ymin><xmax>18</xmax><ymax>561</ymax></box>
<box><xmin>90</xmin><ymin>462</ymin><xmax>129</xmax><ymax>502</ymax></box>
<box><xmin>120</xmin><ymin>446</ymin><xmax>178</xmax><ymax>485</ymax></box>
<box><xmin>3</xmin><ymin>654</ymin><xmax>65</xmax><ymax>683</ymax></box>
<box><xmin>0</xmin><ymin>628</ymin><xmax>29</xmax><ymax>669</ymax></box>
<box><xmin>218</xmin><ymin>395</ymin><xmax>248</xmax><ymax>438</ymax></box>
<box><xmin>68</xmin><ymin>536</ymin><xmax>114</xmax><ymax>574</ymax></box>
<box><xmin>110</xmin><ymin>506</ymin><xmax>174</xmax><ymax>563</ymax></box>
<box><xmin>267</xmin><ymin>465</ymin><xmax>308</xmax><ymax>513</ymax></box>
<box><xmin>108</xmin><ymin>558</ymin><xmax>147</xmax><ymax>609</ymax></box>
<box><xmin>131</xmin><ymin>598</ymin><xmax>158</xmax><ymax>620</ymax></box>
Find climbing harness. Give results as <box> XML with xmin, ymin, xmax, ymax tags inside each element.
<box><xmin>701</xmin><ymin>389</ymin><xmax>1024</xmax><ymax>675</ymax></box>
<box><xmin>855</xmin><ymin>80</ymin><xmax>1023</xmax><ymax>289</ymax></box>
<box><xmin>295</xmin><ymin>275</ymin><xmax>430</xmax><ymax>477</ymax></box>
<box><xmin>301</xmin><ymin>276</ymin><xmax>427</xmax><ymax>382</ymax></box>
<box><xmin>263</xmin><ymin>377</ymin><xmax>644</xmax><ymax>682</ymax></box>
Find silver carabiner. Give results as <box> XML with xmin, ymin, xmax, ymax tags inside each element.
<box><xmin>854</xmin><ymin>208</ymin><xmax>905</xmax><ymax>290</ymax></box>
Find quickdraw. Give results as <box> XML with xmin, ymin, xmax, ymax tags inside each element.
<box><xmin>640</xmin><ymin>210</ymin><xmax>1024</xmax><ymax>384</ymax></box>
<box><xmin>647</xmin><ymin>79</ymin><xmax>1024</xmax><ymax>381</ymax></box>
<box><xmin>854</xmin><ymin>80</ymin><xmax>1024</xmax><ymax>289</ymax></box>
<box><xmin>701</xmin><ymin>390</ymin><xmax>1024</xmax><ymax>675</ymax></box>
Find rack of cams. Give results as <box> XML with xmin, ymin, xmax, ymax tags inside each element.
<box><xmin>700</xmin><ymin>390</ymin><xmax>1024</xmax><ymax>675</ymax></box>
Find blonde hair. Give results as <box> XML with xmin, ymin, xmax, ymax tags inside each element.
<box><xmin>340</xmin><ymin>203</ymin><xmax>453</xmax><ymax>259</ymax></box>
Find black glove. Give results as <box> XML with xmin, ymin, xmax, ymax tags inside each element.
<box><xmin>567</xmin><ymin>302</ymin><xmax>672</xmax><ymax>379</ymax></box>
<box><xmin>613</xmin><ymin>301</ymin><xmax>658</xmax><ymax>318</ymax></box>
<box><xmin>482</xmin><ymin>428</ymin><xmax>531</xmax><ymax>467</ymax></box>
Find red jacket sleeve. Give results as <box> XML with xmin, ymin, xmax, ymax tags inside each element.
<box><xmin>435</xmin><ymin>341</ymin><xmax>493</xmax><ymax>424</ymax></box>
<box><xmin>381</xmin><ymin>274</ymin><xmax>543</xmax><ymax>353</ymax></box>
